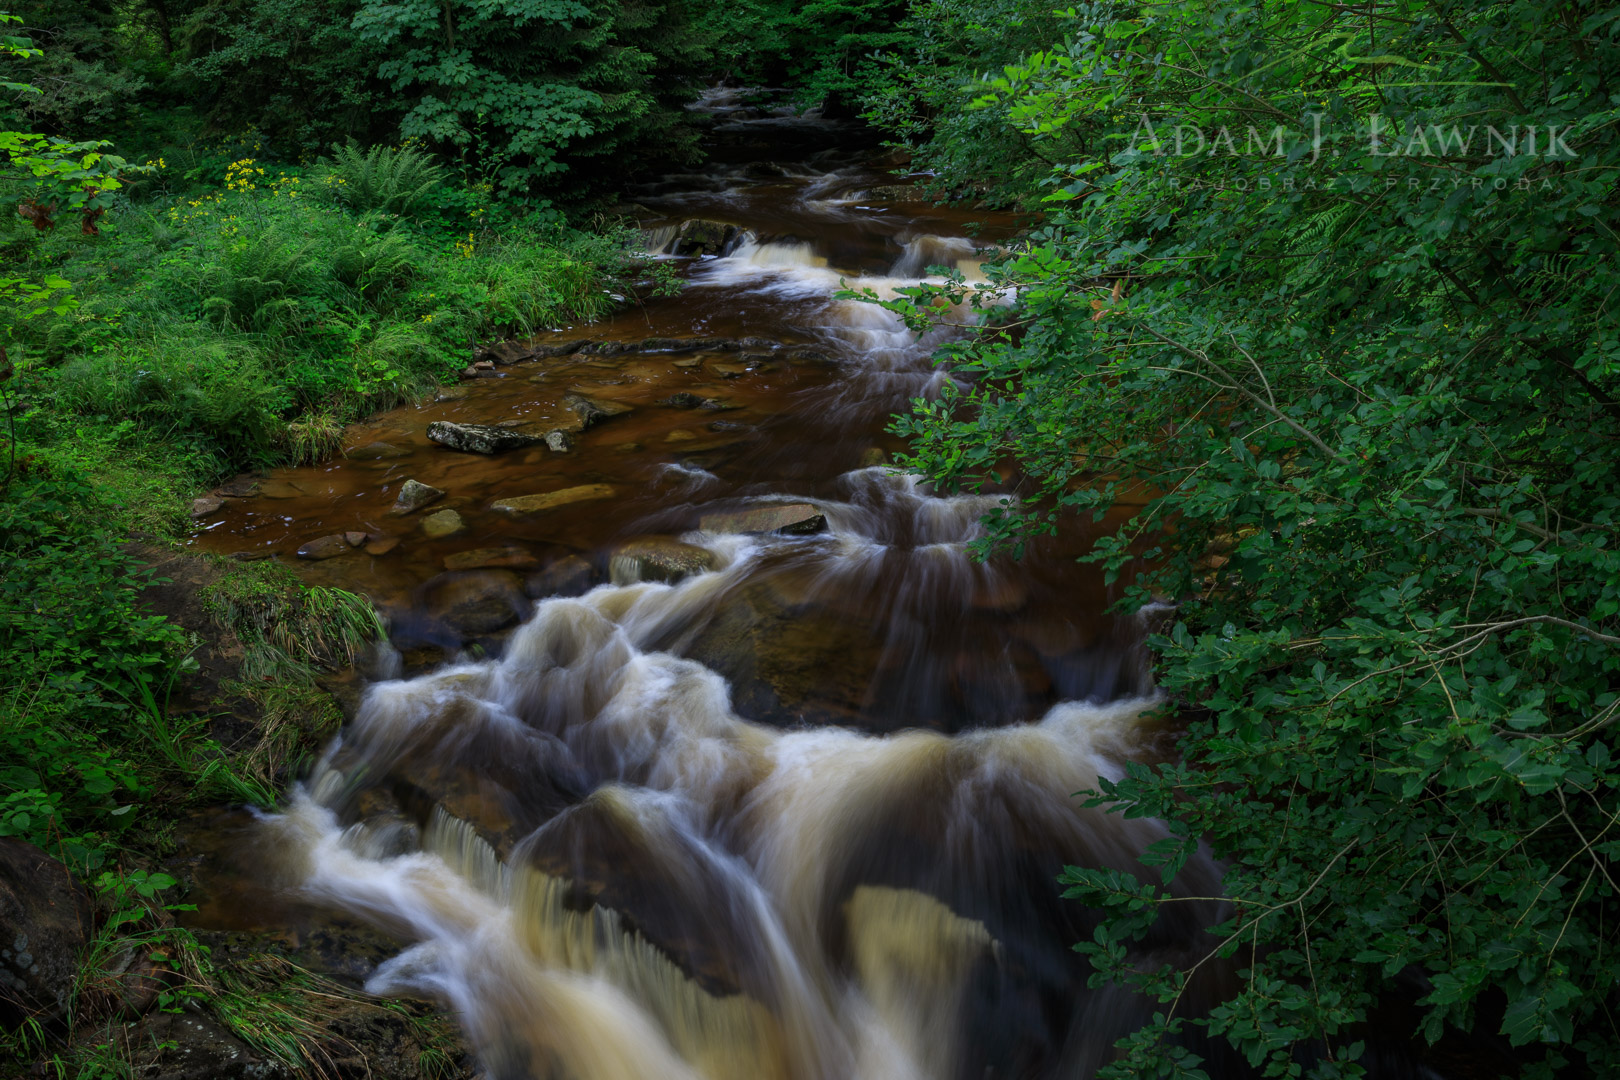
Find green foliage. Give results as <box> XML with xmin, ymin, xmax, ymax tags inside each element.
<box><xmin>876</xmin><ymin>0</ymin><xmax>1620</xmax><ymax>1075</ymax></box>
<box><xmin>349</xmin><ymin>0</ymin><xmax>714</xmax><ymax>196</ymax></box>
<box><xmin>315</xmin><ymin>141</ymin><xmax>446</xmax><ymax>217</ymax></box>
<box><xmin>1</xmin><ymin>155</ymin><xmax>638</xmax><ymax>473</ymax></box>
<box><xmin>0</xmin><ymin>469</ymin><xmax>259</xmax><ymax>871</ymax></box>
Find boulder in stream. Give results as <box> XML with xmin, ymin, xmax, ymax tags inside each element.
<box><xmin>426</xmin><ymin>421</ymin><xmax>545</xmax><ymax>455</ymax></box>
<box><xmin>190</xmin><ymin>496</ymin><xmax>224</xmax><ymax>518</ymax></box>
<box><xmin>608</xmin><ymin>537</ymin><xmax>717</xmax><ymax>585</ymax></box>
<box><xmin>668</xmin><ymin>219</ymin><xmax>740</xmax><ymax>256</ymax></box>
<box><xmin>565</xmin><ymin>391</ymin><xmax>634</xmax><ymax>428</ymax></box>
<box><xmin>492</xmin><ymin>485</ymin><xmax>617</xmax><ymax>515</ymax></box>
<box><xmin>390</xmin><ymin>479</ymin><xmax>445</xmax><ymax>515</ymax></box>
<box><xmin>526</xmin><ymin>554</ymin><xmax>597</xmax><ymax>598</ymax></box>
<box><xmin>422</xmin><ymin>570</ymin><xmax>529</xmax><ymax>635</ymax></box>
<box><xmin>699</xmin><ymin>503</ymin><xmax>826</xmax><ymax>536</ymax></box>
<box><xmin>544</xmin><ymin>429</ymin><xmax>573</xmax><ymax>453</ymax></box>
<box><xmin>296</xmin><ymin>534</ymin><xmax>353</xmax><ymax>560</ymax></box>
<box><xmin>0</xmin><ymin>838</ymin><xmax>93</xmax><ymax>1025</ymax></box>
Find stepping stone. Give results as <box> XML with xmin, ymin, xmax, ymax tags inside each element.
<box><xmin>491</xmin><ymin>484</ymin><xmax>618</xmax><ymax>514</ymax></box>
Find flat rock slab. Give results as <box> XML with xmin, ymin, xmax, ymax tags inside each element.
<box><xmin>365</xmin><ymin>537</ymin><xmax>401</xmax><ymax>556</ymax></box>
<box><xmin>419</xmin><ymin>509</ymin><xmax>466</xmax><ymax>538</ymax></box>
<box><xmin>492</xmin><ymin>485</ymin><xmax>618</xmax><ymax>515</ymax></box>
<box><xmin>427</xmin><ymin>421</ymin><xmax>545</xmax><ymax>454</ymax></box>
<box><xmin>700</xmin><ymin>503</ymin><xmax>826</xmax><ymax>536</ymax></box>
<box><xmin>444</xmin><ymin>547</ymin><xmax>542</xmax><ymax>571</ymax></box>
<box><xmin>297</xmin><ymin>534</ymin><xmax>353</xmax><ymax>560</ymax></box>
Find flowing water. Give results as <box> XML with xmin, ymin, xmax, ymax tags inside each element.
<box><xmin>187</xmin><ymin>95</ymin><xmax>1438</xmax><ymax>1079</ymax></box>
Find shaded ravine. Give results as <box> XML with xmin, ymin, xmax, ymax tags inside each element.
<box><xmin>183</xmin><ymin>98</ymin><xmax>1404</xmax><ymax>1079</ymax></box>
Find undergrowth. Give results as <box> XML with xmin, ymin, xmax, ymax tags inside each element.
<box><xmin>1</xmin><ymin>142</ymin><xmax>670</xmax><ymax>512</ymax></box>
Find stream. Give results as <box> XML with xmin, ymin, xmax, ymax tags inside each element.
<box><xmin>182</xmin><ymin>92</ymin><xmax>1421</xmax><ymax>1080</ymax></box>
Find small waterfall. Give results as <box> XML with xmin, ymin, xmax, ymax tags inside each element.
<box><xmin>207</xmin><ymin>104</ymin><xmax>1271</xmax><ymax>1080</ymax></box>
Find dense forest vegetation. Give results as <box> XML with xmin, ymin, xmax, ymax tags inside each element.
<box><xmin>3</xmin><ymin>0</ymin><xmax>1618</xmax><ymax>1077</ymax></box>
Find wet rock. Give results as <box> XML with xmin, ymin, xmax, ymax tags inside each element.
<box><xmin>609</xmin><ymin>537</ymin><xmax>717</xmax><ymax>585</ymax></box>
<box><xmin>419</xmin><ymin>509</ymin><xmax>465</xmax><ymax>539</ymax></box>
<box><xmin>707</xmin><ymin>420</ymin><xmax>750</xmax><ymax>433</ymax></box>
<box><xmin>699</xmin><ymin>503</ymin><xmax>826</xmax><ymax>536</ymax></box>
<box><xmin>525</xmin><ymin>554</ymin><xmax>597</xmax><ymax>598</ymax></box>
<box><xmin>783</xmin><ymin>347</ymin><xmax>836</xmax><ymax>365</ymax></box>
<box><xmin>701</xmin><ymin>397</ymin><xmax>741</xmax><ymax>411</ymax></box>
<box><xmin>478</xmin><ymin>341</ymin><xmax>536</xmax><ymax>365</ymax></box>
<box><xmin>859</xmin><ymin>447</ymin><xmax>889</xmax><ymax>467</ymax></box>
<box><xmin>671</xmin><ymin>356</ymin><xmax>704</xmax><ymax>368</ymax></box>
<box><xmin>426</xmin><ymin>421</ymin><xmax>545</xmax><ymax>454</ymax></box>
<box><xmin>444</xmin><ymin>547</ymin><xmax>541</xmax><ymax>571</ymax></box>
<box><xmin>613</xmin><ymin>442</ymin><xmax>644</xmax><ymax>452</ymax></box>
<box><xmin>710</xmin><ymin>362</ymin><xmax>751</xmax><ymax>378</ymax></box>
<box><xmin>664</xmin><ymin>392</ymin><xmax>706</xmax><ymax>409</ymax></box>
<box><xmin>635</xmin><ymin>336</ymin><xmax>731</xmax><ymax>353</ymax></box>
<box><xmin>0</xmin><ymin>838</ymin><xmax>93</xmax><ymax>1025</ymax></box>
<box><xmin>544</xmin><ymin>429</ymin><xmax>574</xmax><ymax>453</ymax></box>
<box><xmin>215</xmin><ymin>478</ymin><xmax>260</xmax><ymax>498</ymax></box>
<box><xmin>683</xmin><ymin>582</ymin><xmax>871</xmax><ymax>729</ymax></box>
<box><xmin>422</xmin><ymin>570</ymin><xmax>528</xmax><ymax>635</ymax></box>
<box><xmin>390</xmin><ymin>478</ymin><xmax>446</xmax><ymax>515</ymax></box>
<box><xmin>492</xmin><ymin>485</ymin><xmax>617</xmax><ymax>515</ymax></box>
<box><xmin>190</xmin><ymin>496</ymin><xmax>224</xmax><ymax>517</ymax></box>
<box><xmin>133</xmin><ymin>1010</ymin><xmax>293</xmax><ymax>1080</ymax></box>
<box><xmin>565</xmin><ymin>391</ymin><xmax>634</xmax><ymax>428</ymax></box>
<box><xmin>343</xmin><ymin>531</ymin><xmax>369</xmax><ymax>548</ymax></box>
<box><xmin>365</xmin><ymin>536</ymin><xmax>401</xmax><ymax>556</ymax></box>
<box><xmin>472</xmin><ymin>360</ymin><xmax>494</xmax><ymax>371</ymax></box>
<box><xmin>433</xmin><ymin>386</ymin><xmax>470</xmax><ymax>402</ymax></box>
<box><xmin>665</xmin><ymin>429</ymin><xmax>698</xmax><ymax>442</ymax></box>
<box><xmin>226</xmin><ymin>548</ymin><xmax>272</xmax><ymax>561</ymax></box>
<box><xmin>462</xmin><ymin>366</ymin><xmax>504</xmax><ymax>379</ymax></box>
<box><xmin>346</xmin><ymin>440</ymin><xmax>412</xmax><ymax>459</ymax></box>
<box><xmin>532</xmin><ymin>338</ymin><xmax>592</xmax><ymax>358</ymax></box>
<box><xmin>296</xmin><ymin>534</ymin><xmax>353</xmax><ymax>560</ymax></box>
<box><xmin>669</xmin><ymin>219</ymin><xmax>739</xmax><ymax>256</ymax></box>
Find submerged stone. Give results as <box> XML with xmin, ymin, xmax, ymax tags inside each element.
<box><xmin>491</xmin><ymin>485</ymin><xmax>618</xmax><ymax>515</ymax></box>
<box><xmin>444</xmin><ymin>547</ymin><xmax>542</xmax><ymax>571</ymax></box>
<box><xmin>525</xmin><ymin>554</ymin><xmax>597</xmax><ymax>598</ymax></box>
<box><xmin>346</xmin><ymin>440</ymin><xmax>411</xmax><ymax>459</ymax></box>
<box><xmin>419</xmin><ymin>509</ymin><xmax>465</xmax><ymax>539</ymax></box>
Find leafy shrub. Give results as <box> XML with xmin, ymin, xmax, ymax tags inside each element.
<box><xmin>54</xmin><ymin>340</ymin><xmax>290</xmax><ymax>466</ymax></box>
<box><xmin>0</xmin><ymin>470</ymin><xmax>188</xmax><ymax>869</ymax></box>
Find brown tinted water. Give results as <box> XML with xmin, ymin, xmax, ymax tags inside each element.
<box><xmin>183</xmin><ymin>93</ymin><xmax>1446</xmax><ymax>1080</ymax></box>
